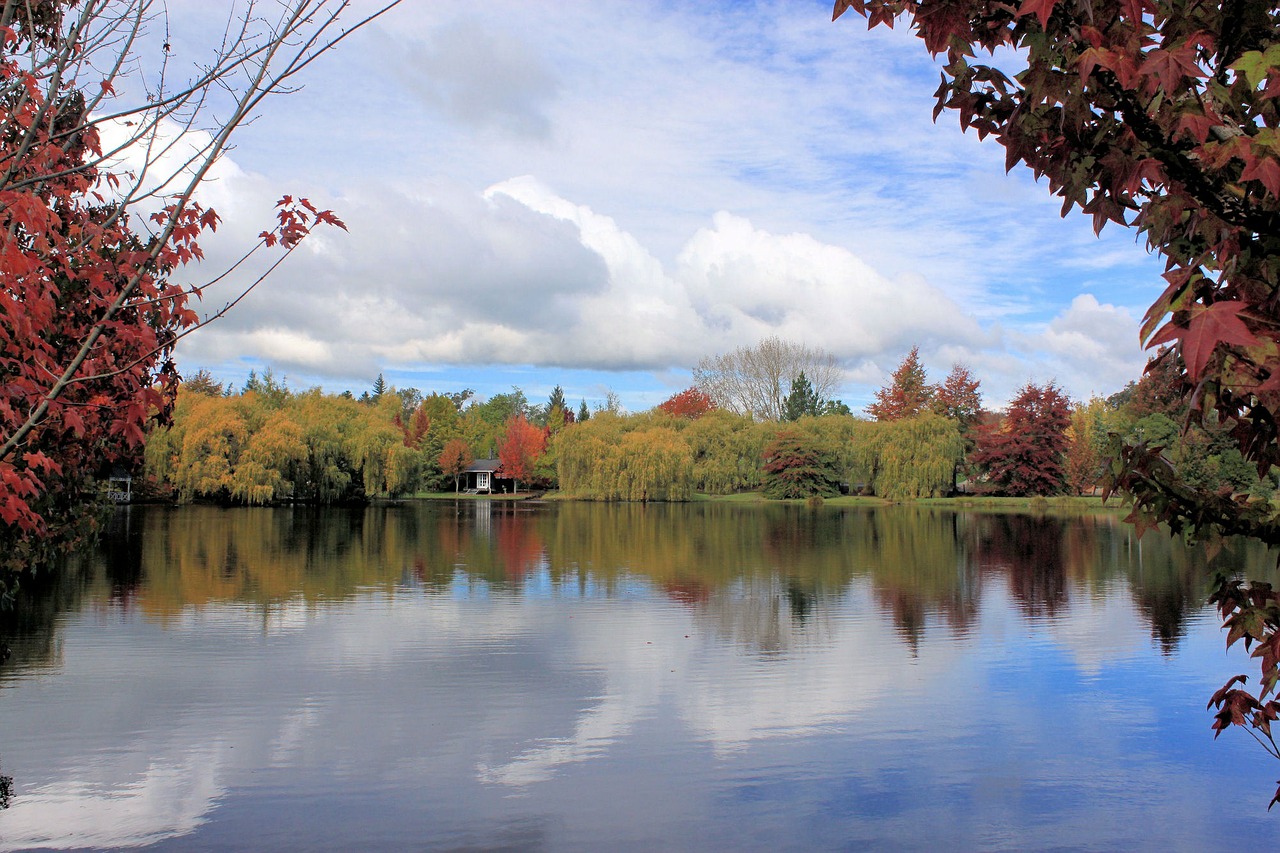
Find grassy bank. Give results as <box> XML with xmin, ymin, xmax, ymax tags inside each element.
<box><xmin>406</xmin><ymin>490</ymin><xmax>1124</xmax><ymax>511</ymax></box>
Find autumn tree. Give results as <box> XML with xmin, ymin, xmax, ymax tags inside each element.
<box><xmin>658</xmin><ymin>387</ymin><xmax>717</xmax><ymax>419</ymax></box>
<box><xmin>683</xmin><ymin>409</ymin><xmax>769</xmax><ymax>494</ymax></box>
<box><xmin>833</xmin><ymin>0</ymin><xmax>1280</xmax><ymax>797</ymax></box>
<box><xmin>970</xmin><ymin>382</ymin><xmax>1072</xmax><ymax>496</ymax></box>
<box><xmin>932</xmin><ymin>364</ymin><xmax>983</xmax><ymax>428</ymax></box>
<box><xmin>761</xmin><ymin>428</ymin><xmax>842</xmax><ymax>499</ymax></box>
<box><xmin>497</xmin><ymin>415</ymin><xmax>546</xmax><ymax>493</ymax></box>
<box><xmin>0</xmin><ymin>1</ymin><xmax>397</xmax><ymax>595</ymax></box>
<box><xmin>695</xmin><ymin>337</ymin><xmax>843</xmax><ymax>421</ymax></box>
<box><xmin>852</xmin><ymin>415</ymin><xmax>965</xmax><ymax>500</ymax></box>
<box><xmin>867</xmin><ymin>347</ymin><xmax>934</xmax><ymax>421</ymax></box>
<box><xmin>1064</xmin><ymin>398</ymin><xmax>1110</xmax><ymax>495</ymax></box>
<box><xmin>439</xmin><ymin>438</ymin><xmax>474</xmax><ymax>493</ymax></box>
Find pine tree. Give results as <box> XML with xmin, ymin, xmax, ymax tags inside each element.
<box><xmin>782</xmin><ymin>372</ymin><xmax>823</xmax><ymax>421</ymax></box>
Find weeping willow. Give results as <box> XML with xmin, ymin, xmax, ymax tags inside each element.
<box><xmin>147</xmin><ymin>388</ymin><xmax>430</xmax><ymax>505</ymax></box>
<box><xmin>851</xmin><ymin>414</ymin><xmax>963</xmax><ymax>500</ymax></box>
<box><xmin>555</xmin><ymin>416</ymin><xmax>694</xmax><ymax>501</ymax></box>
<box><xmin>682</xmin><ymin>409</ymin><xmax>769</xmax><ymax>494</ymax></box>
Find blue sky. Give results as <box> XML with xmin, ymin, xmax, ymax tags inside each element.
<box><xmin>161</xmin><ymin>0</ymin><xmax>1165</xmax><ymax>412</ymax></box>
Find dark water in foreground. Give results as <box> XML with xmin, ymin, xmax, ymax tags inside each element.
<box><xmin>1</xmin><ymin>501</ymin><xmax>1278</xmax><ymax>851</ymax></box>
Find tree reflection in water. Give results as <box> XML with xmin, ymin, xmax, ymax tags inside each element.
<box><xmin>1</xmin><ymin>502</ymin><xmax>1275</xmax><ymax>669</ymax></box>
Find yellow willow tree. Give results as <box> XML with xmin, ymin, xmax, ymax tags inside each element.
<box><xmin>173</xmin><ymin>394</ymin><xmax>248</xmax><ymax>502</ymax></box>
<box><xmin>554</xmin><ymin>414</ymin><xmax>624</xmax><ymax>498</ymax></box>
<box><xmin>852</xmin><ymin>414</ymin><xmax>964</xmax><ymax>500</ymax></box>
<box><xmin>230</xmin><ymin>409</ymin><xmax>305</xmax><ymax>505</ymax></box>
<box><xmin>683</xmin><ymin>409</ymin><xmax>770</xmax><ymax>494</ymax></box>
<box><xmin>615</xmin><ymin>427</ymin><xmax>695</xmax><ymax>501</ymax></box>
<box><xmin>351</xmin><ymin>394</ymin><xmax>407</xmax><ymax>497</ymax></box>
<box><xmin>554</xmin><ymin>414</ymin><xmax>693</xmax><ymax>500</ymax></box>
<box><xmin>290</xmin><ymin>391</ymin><xmax>357</xmax><ymax>503</ymax></box>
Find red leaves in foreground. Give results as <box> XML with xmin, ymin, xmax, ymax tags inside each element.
<box><xmin>1</xmin><ymin>36</ymin><xmax>346</xmax><ymax>582</ymax></box>
<box><xmin>835</xmin><ymin>0</ymin><xmax>1280</xmax><ymax>805</ymax></box>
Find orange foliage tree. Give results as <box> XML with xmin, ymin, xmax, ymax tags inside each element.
<box><xmin>657</xmin><ymin>387</ymin><xmax>717</xmax><ymax>419</ymax></box>
<box><xmin>497</xmin><ymin>415</ymin><xmax>546</xmax><ymax>493</ymax></box>
<box><xmin>439</xmin><ymin>438</ymin><xmax>474</xmax><ymax>493</ymax></box>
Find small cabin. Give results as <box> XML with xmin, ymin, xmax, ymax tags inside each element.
<box><xmin>462</xmin><ymin>459</ymin><xmax>515</xmax><ymax>494</ymax></box>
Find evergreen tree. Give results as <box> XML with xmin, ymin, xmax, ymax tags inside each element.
<box><xmin>578</xmin><ymin>400</ymin><xmax>591</xmax><ymax>423</ymax></box>
<box><xmin>372</xmin><ymin>373</ymin><xmax>386</xmax><ymax>400</ymax></box>
<box><xmin>782</xmin><ymin>372</ymin><xmax>823</xmax><ymax>421</ymax></box>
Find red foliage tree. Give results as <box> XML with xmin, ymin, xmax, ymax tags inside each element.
<box><xmin>833</xmin><ymin>0</ymin><xmax>1280</xmax><ymax>792</ymax></box>
<box><xmin>401</xmin><ymin>406</ymin><xmax>431</xmax><ymax>449</ymax></box>
<box><xmin>497</xmin><ymin>415</ymin><xmax>546</xmax><ymax>493</ymax></box>
<box><xmin>658</xmin><ymin>387</ymin><xmax>717</xmax><ymax>419</ymax></box>
<box><xmin>970</xmin><ymin>382</ymin><xmax>1071</xmax><ymax>496</ymax></box>
<box><xmin>0</xmin><ymin>2</ymin><xmax>391</xmax><ymax>596</ymax></box>
<box><xmin>932</xmin><ymin>363</ymin><xmax>982</xmax><ymax>428</ymax></box>
<box><xmin>866</xmin><ymin>346</ymin><xmax>934</xmax><ymax>421</ymax></box>
<box><xmin>761</xmin><ymin>429</ymin><xmax>842</xmax><ymax>499</ymax></box>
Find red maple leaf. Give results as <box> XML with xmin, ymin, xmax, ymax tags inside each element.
<box><xmin>1177</xmin><ymin>301</ymin><xmax>1261</xmax><ymax>380</ymax></box>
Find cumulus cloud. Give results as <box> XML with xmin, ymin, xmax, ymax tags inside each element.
<box><xmin>173</xmin><ymin>165</ymin><xmax>1149</xmax><ymax>407</ymax></box>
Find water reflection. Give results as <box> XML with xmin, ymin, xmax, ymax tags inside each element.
<box><xmin>1</xmin><ymin>502</ymin><xmax>1270</xmax><ymax>672</ymax></box>
<box><xmin>1</xmin><ymin>503</ymin><xmax>1277</xmax><ymax>850</ymax></box>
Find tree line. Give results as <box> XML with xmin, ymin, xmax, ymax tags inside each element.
<box><xmin>142</xmin><ymin>340</ymin><xmax>1266</xmax><ymax>506</ymax></box>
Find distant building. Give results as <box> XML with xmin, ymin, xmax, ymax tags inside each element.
<box><xmin>462</xmin><ymin>459</ymin><xmax>515</xmax><ymax>494</ymax></box>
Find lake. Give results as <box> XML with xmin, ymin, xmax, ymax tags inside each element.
<box><xmin>1</xmin><ymin>501</ymin><xmax>1278</xmax><ymax>850</ymax></box>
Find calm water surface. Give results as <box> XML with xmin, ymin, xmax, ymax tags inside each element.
<box><xmin>1</xmin><ymin>502</ymin><xmax>1278</xmax><ymax>851</ymax></box>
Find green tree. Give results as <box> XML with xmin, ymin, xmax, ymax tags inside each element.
<box><xmin>782</xmin><ymin>372</ymin><xmax>824</xmax><ymax>422</ymax></box>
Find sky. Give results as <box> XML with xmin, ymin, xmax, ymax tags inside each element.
<box><xmin>145</xmin><ymin>0</ymin><xmax>1165</xmax><ymax>413</ymax></box>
